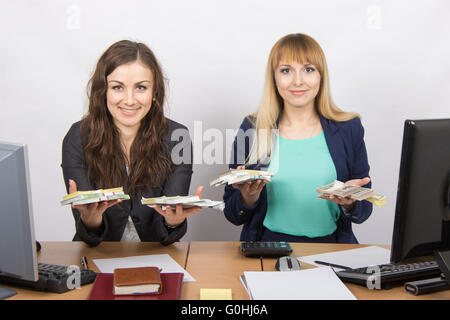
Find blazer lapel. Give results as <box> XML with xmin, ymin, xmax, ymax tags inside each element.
<box><xmin>319</xmin><ymin>115</ymin><xmax>348</xmax><ymax>182</ymax></box>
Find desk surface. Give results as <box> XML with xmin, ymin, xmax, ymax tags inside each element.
<box><xmin>4</xmin><ymin>241</ymin><xmax>450</xmax><ymax>300</ymax></box>
<box><xmin>6</xmin><ymin>241</ymin><xmax>189</xmax><ymax>300</ymax></box>
<box><xmin>262</xmin><ymin>243</ymin><xmax>450</xmax><ymax>300</ymax></box>
<box><xmin>182</xmin><ymin>241</ymin><xmax>261</xmax><ymax>300</ymax></box>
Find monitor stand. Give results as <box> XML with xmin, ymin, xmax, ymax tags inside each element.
<box><xmin>0</xmin><ymin>285</ymin><xmax>17</xmax><ymax>299</ymax></box>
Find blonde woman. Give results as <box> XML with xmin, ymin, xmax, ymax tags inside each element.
<box><xmin>223</xmin><ymin>33</ymin><xmax>372</xmax><ymax>243</ymax></box>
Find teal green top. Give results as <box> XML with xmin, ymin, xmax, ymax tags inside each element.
<box><xmin>263</xmin><ymin>132</ymin><xmax>340</xmax><ymax>238</ymax></box>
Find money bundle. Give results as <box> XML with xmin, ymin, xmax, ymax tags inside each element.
<box><xmin>210</xmin><ymin>169</ymin><xmax>274</xmax><ymax>187</ymax></box>
<box><xmin>141</xmin><ymin>195</ymin><xmax>225</xmax><ymax>210</ymax></box>
<box><xmin>61</xmin><ymin>187</ymin><xmax>130</xmax><ymax>206</ymax></box>
<box><xmin>316</xmin><ymin>180</ymin><xmax>386</xmax><ymax>208</ymax></box>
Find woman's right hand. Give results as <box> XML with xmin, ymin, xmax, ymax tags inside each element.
<box><xmin>231</xmin><ymin>166</ymin><xmax>266</xmax><ymax>208</ymax></box>
<box><xmin>69</xmin><ymin>179</ymin><xmax>121</xmax><ymax>232</ymax></box>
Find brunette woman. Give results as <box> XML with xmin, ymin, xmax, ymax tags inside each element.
<box><xmin>62</xmin><ymin>40</ymin><xmax>201</xmax><ymax>246</ymax></box>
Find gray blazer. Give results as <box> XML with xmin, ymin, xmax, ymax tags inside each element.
<box><xmin>61</xmin><ymin>119</ymin><xmax>193</xmax><ymax>247</ymax></box>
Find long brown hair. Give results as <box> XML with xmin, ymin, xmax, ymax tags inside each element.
<box><xmin>81</xmin><ymin>40</ymin><xmax>171</xmax><ymax>196</ymax></box>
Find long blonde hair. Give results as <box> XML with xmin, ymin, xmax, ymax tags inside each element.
<box><xmin>247</xmin><ymin>33</ymin><xmax>359</xmax><ymax>165</ymax></box>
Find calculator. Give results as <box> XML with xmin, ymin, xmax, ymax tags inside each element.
<box><xmin>240</xmin><ymin>241</ymin><xmax>293</xmax><ymax>257</ymax></box>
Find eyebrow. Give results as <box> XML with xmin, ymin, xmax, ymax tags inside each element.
<box><xmin>108</xmin><ymin>80</ymin><xmax>152</xmax><ymax>85</ymax></box>
<box><xmin>279</xmin><ymin>63</ymin><xmax>313</xmax><ymax>67</ymax></box>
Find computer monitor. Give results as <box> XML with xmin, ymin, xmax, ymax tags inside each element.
<box><xmin>390</xmin><ymin>119</ymin><xmax>450</xmax><ymax>263</ymax></box>
<box><xmin>0</xmin><ymin>142</ymin><xmax>38</xmax><ymax>282</ymax></box>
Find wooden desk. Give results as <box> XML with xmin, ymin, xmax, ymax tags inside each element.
<box><xmin>7</xmin><ymin>241</ymin><xmax>189</xmax><ymax>300</ymax></box>
<box><xmin>182</xmin><ymin>241</ymin><xmax>261</xmax><ymax>300</ymax></box>
<box><xmin>262</xmin><ymin>243</ymin><xmax>450</xmax><ymax>300</ymax></box>
<box><xmin>4</xmin><ymin>241</ymin><xmax>450</xmax><ymax>300</ymax></box>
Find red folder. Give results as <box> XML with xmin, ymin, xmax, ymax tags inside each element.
<box><xmin>87</xmin><ymin>273</ymin><xmax>184</xmax><ymax>300</ymax></box>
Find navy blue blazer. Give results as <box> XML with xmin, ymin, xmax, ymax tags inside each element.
<box><xmin>223</xmin><ymin>114</ymin><xmax>373</xmax><ymax>243</ymax></box>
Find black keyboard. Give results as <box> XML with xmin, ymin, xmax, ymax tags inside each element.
<box><xmin>240</xmin><ymin>241</ymin><xmax>293</xmax><ymax>257</ymax></box>
<box><xmin>0</xmin><ymin>262</ymin><xmax>97</xmax><ymax>293</ymax></box>
<box><xmin>336</xmin><ymin>260</ymin><xmax>442</xmax><ymax>289</ymax></box>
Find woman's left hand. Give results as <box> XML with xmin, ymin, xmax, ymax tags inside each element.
<box><xmin>317</xmin><ymin>177</ymin><xmax>371</xmax><ymax>211</ymax></box>
<box><xmin>152</xmin><ymin>186</ymin><xmax>204</xmax><ymax>227</ymax></box>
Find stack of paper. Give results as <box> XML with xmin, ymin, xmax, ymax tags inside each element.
<box><xmin>298</xmin><ymin>246</ymin><xmax>391</xmax><ymax>270</ymax></box>
<box><xmin>61</xmin><ymin>187</ymin><xmax>130</xmax><ymax>206</ymax></box>
<box><xmin>92</xmin><ymin>254</ymin><xmax>196</xmax><ymax>282</ymax></box>
<box><xmin>241</xmin><ymin>268</ymin><xmax>356</xmax><ymax>300</ymax></box>
<box><xmin>141</xmin><ymin>195</ymin><xmax>224</xmax><ymax>210</ymax></box>
<box><xmin>210</xmin><ymin>169</ymin><xmax>274</xmax><ymax>187</ymax></box>
<box><xmin>316</xmin><ymin>180</ymin><xmax>387</xmax><ymax>208</ymax></box>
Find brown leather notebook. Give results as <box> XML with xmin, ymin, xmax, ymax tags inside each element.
<box><xmin>88</xmin><ymin>273</ymin><xmax>184</xmax><ymax>300</ymax></box>
<box><xmin>113</xmin><ymin>267</ymin><xmax>162</xmax><ymax>295</ymax></box>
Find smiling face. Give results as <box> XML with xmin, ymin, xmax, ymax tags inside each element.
<box><xmin>106</xmin><ymin>60</ymin><xmax>153</xmax><ymax>133</ymax></box>
<box><xmin>274</xmin><ymin>61</ymin><xmax>321</xmax><ymax>110</ymax></box>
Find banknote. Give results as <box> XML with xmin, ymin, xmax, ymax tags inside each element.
<box><xmin>61</xmin><ymin>187</ymin><xmax>129</xmax><ymax>206</ymax></box>
<box><xmin>316</xmin><ymin>180</ymin><xmax>386</xmax><ymax>208</ymax></box>
<box><xmin>210</xmin><ymin>169</ymin><xmax>273</xmax><ymax>187</ymax></box>
<box><xmin>141</xmin><ymin>195</ymin><xmax>200</xmax><ymax>205</ymax></box>
<box><xmin>365</xmin><ymin>194</ymin><xmax>387</xmax><ymax>208</ymax></box>
<box><xmin>69</xmin><ymin>193</ymin><xmax>130</xmax><ymax>205</ymax></box>
<box><xmin>141</xmin><ymin>195</ymin><xmax>224</xmax><ymax>210</ymax></box>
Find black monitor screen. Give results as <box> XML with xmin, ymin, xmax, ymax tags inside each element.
<box><xmin>390</xmin><ymin>119</ymin><xmax>450</xmax><ymax>263</ymax></box>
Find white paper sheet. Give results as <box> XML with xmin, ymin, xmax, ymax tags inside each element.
<box><xmin>92</xmin><ymin>254</ymin><xmax>195</xmax><ymax>282</ymax></box>
<box><xmin>243</xmin><ymin>268</ymin><xmax>356</xmax><ymax>300</ymax></box>
<box><xmin>298</xmin><ymin>246</ymin><xmax>391</xmax><ymax>270</ymax></box>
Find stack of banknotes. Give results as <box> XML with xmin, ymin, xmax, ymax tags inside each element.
<box><xmin>141</xmin><ymin>195</ymin><xmax>224</xmax><ymax>210</ymax></box>
<box><xmin>210</xmin><ymin>169</ymin><xmax>274</xmax><ymax>187</ymax></box>
<box><xmin>61</xmin><ymin>187</ymin><xmax>130</xmax><ymax>206</ymax></box>
<box><xmin>316</xmin><ymin>180</ymin><xmax>386</xmax><ymax>208</ymax></box>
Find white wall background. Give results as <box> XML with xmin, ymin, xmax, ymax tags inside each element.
<box><xmin>1</xmin><ymin>0</ymin><xmax>449</xmax><ymax>245</ymax></box>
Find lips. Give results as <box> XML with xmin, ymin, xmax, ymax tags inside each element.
<box><xmin>290</xmin><ymin>90</ymin><xmax>307</xmax><ymax>96</ymax></box>
<box><xmin>119</xmin><ymin>107</ymin><xmax>139</xmax><ymax>115</ymax></box>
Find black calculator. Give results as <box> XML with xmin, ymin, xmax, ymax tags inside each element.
<box><xmin>240</xmin><ymin>241</ymin><xmax>293</xmax><ymax>257</ymax></box>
